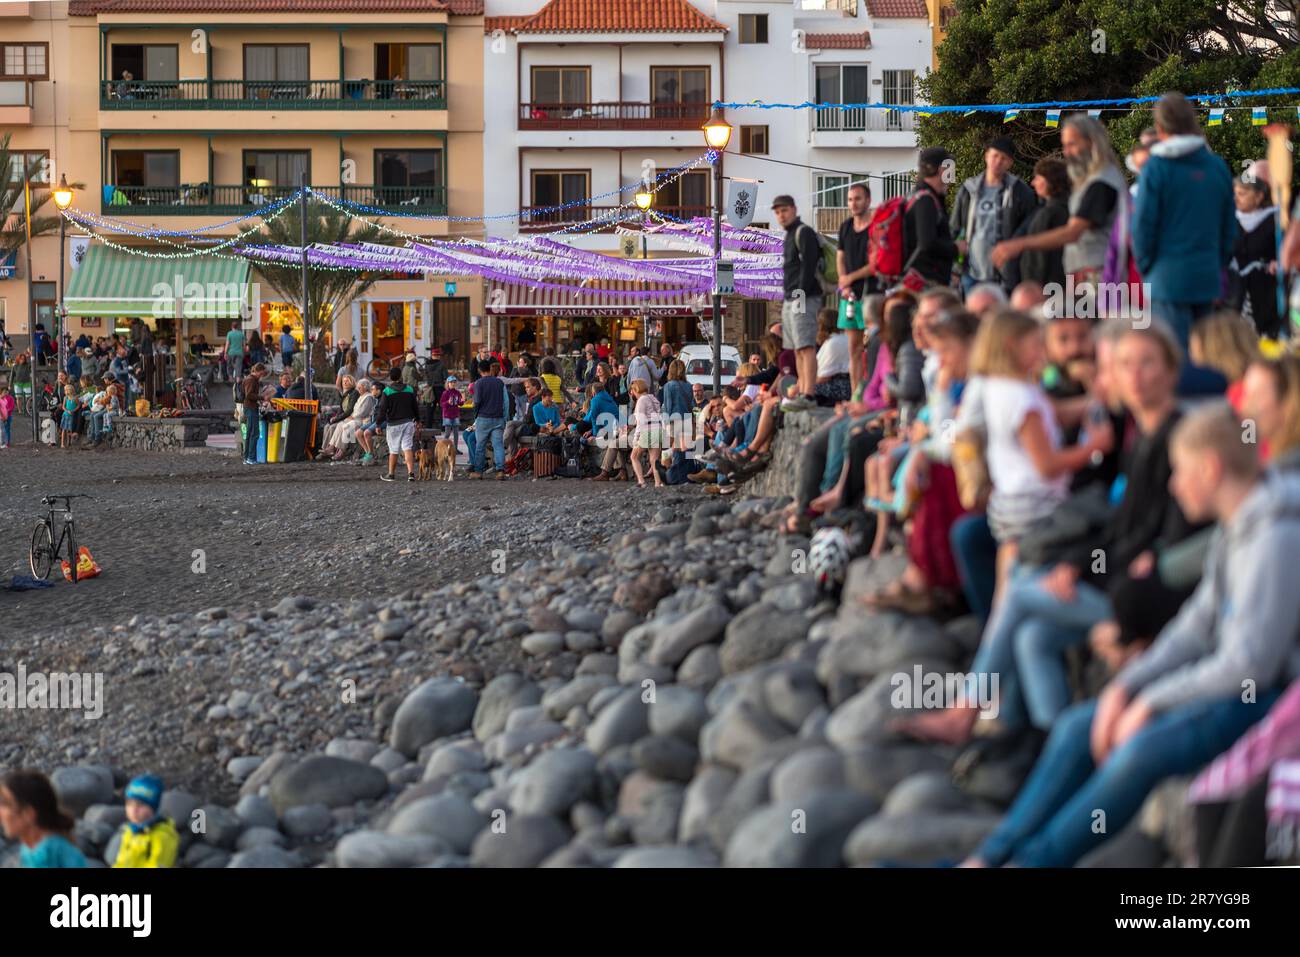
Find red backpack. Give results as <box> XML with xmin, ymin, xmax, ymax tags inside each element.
<box><xmin>868</xmin><ymin>191</ymin><xmax>940</xmax><ymax>281</ymax></box>
<box><xmin>867</xmin><ymin>197</ymin><xmax>908</xmax><ymax>280</ymax></box>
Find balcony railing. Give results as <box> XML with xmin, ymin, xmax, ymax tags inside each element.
<box><xmin>519</xmin><ymin>101</ymin><xmax>711</xmax><ymax>131</ymax></box>
<box><xmin>814</xmin><ymin>107</ymin><xmax>916</xmax><ymax>133</ymax></box>
<box><xmin>101</xmin><ymin>183</ymin><xmax>446</xmax><ymax>216</ymax></box>
<box><xmin>520</xmin><ymin>205</ymin><xmax>710</xmax><ymax>232</ymax></box>
<box><xmin>814</xmin><ymin>207</ymin><xmax>848</xmax><ymax>234</ymax></box>
<box><xmin>100</xmin><ymin>79</ymin><xmax>446</xmax><ymax>110</ymax></box>
<box><xmin>796</xmin><ymin>0</ymin><xmax>858</xmax><ymax>14</ymax></box>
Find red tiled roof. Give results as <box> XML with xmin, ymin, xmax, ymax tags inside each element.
<box><xmin>488</xmin><ymin>0</ymin><xmax>727</xmax><ymax>34</ymax></box>
<box><xmin>866</xmin><ymin>0</ymin><xmax>928</xmax><ymax>17</ymax></box>
<box><xmin>803</xmin><ymin>31</ymin><xmax>871</xmax><ymax>50</ymax></box>
<box><xmin>485</xmin><ymin>15</ymin><xmax>529</xmax><ymax>32</ymax></box>
<box><xmin>69</xmin><ymin>0</ymin><xmax>481</xmax><ymax>14</ymax></box>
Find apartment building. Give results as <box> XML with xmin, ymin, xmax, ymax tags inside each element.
<box><xmin>2</xmin><ymin>0</ymin><xmax>487</xmax><ymax>375</ymax></box>
<box><xmin>715</xmin><ymin>0</ymin><xmax>931</xmax><ymax>237</ymax></box>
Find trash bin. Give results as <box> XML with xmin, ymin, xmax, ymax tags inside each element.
<box><xmin>280</xmin><ymin>410</ymin><xmax>314</xmax><ymax>463</ymax></box>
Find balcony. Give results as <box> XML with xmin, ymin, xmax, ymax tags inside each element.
<box><xmin>100</xmin><ymin>184</ymin><xmax>447</xmax><ymax>217</ymax></box>
<box><xmin>100</xmin><ymin>79</ymin><xmax>446</xmax><ymax>111</ymax></box>
<box><xmin>519</xmin><ymin>102</ymin><xmax>711</xmax><ymax>131</ymax></box>
<box><xmin>814</xmin><ymin>107</ymin><xmax>916</xmax><ymax>133</ymax></box>
<box><xmin>0</xmin><ymin>80</ymin><xmax>34</xmax><ymax>126</ymax></box>
<box><xmin>519</xmin><ymin>205</ymin><xmax>710</xmax><ymax>233</ymax></box>
<box><xmin>796</xmin><ymin>0</ymin><xmax>859</xmax><ymax>14</ymax></box>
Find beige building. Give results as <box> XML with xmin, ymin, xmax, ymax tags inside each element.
<box><xmin>2</xmin><ymin>0</ymin><xmax>488</xmax><ymax>375</ymax></box>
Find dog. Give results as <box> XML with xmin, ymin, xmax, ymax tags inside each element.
<box><xmin>416</xmin><ymin>446</ymin><xmax>434</xmax><ymax>481</ymax></box>
<box><xmin>433</xmin><ymin>438</ymin><xmax>456</xmax><ymax>481</ymax></box>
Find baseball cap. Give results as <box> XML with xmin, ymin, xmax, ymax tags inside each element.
<box><xmin>770</xmin><ymin>194</ymin><xmax>796</xmax><ymax>210</ymax></box>
<box><xmin>918</xmin><ymin>146</ymin><xmax>950</xmax><ymax>170</ymax></box>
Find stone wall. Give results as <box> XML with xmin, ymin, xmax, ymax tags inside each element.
<box><xmin>746</xmin><ymin>408</ymin><xmax>833</xmax><ymax>500</ymax></box>
<box><xmin>105</xmin><ymin>416</ymin><xmax>210</xmax><ymax>452</ymax></box>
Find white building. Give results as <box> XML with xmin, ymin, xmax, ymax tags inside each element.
<box><xmin>714</xmin><ymin>0</ymin><xmax>931</xmax><ymax>234</ymax></box>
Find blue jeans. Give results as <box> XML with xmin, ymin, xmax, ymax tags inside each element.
<box><xmin>976</xmin><ymin>689</ymin><xmax>1281</xmax><ymax>867</ymax></box>
<box><xmin>1</xmin><ymin>417</ymin><xmax>9</xmax><ymax>445</ymax></box>
<box><xmin>243</xmin><ymin>407</ymin><xmax>260</xmax><ymax>461</ymax></box>
<box><xmin>821</xmin><ymin>412</ymin><xmax>881</xmax><ymax>492</ymax></box>
<box><xmin>472</xmin><ymin>416</ymin><xmax>506</xmax><ymax>472</ymax></box>
<box><xmin>463</xmin><ymin>428</ymin><xmax>476</xmax><ymax>466</ymax></box>
<box><xmin>951</xmin><ymin>513</ymin><xmax>997</xmax><ymax>624</ymax></box>
<box><xmin>1150</xmin><ymin>299</ymin><xmax>1230</xmax><ymax>397</ymax></box>
<box><xmin>970</xmin><ymin>567</ymin><xmax>1113</xmax><ymax>730</ymax></box>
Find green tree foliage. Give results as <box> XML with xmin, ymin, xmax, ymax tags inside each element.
<box><xmin>918</xmin><ymin>0</ymin><xmax>1300</xmax><ymax>193</ymax></box>
<box><xmin>253</xmin><ymin>195</ymin><xmax>387</xmax><ymax>374</ymax></box>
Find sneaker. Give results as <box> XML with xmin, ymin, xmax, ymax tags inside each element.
<box><xmin>381</xmin><ymin>473</ymin><xmax>395</xmax><ymax>482</ymax></box>
<box><xmin>407</xmin><ymin>473</ymin><xmax>416</xmax><ymax>482</ymax></box>
<box><xmin>688</xmin><ymin>469</ymin><xmax>717</xmax><ymax>484</ymax></box>
<box><xmin>495</xmin><ymin>471</ymin><xmax>506</xmax><ymax>481</ymax></box>
<box><xmin>243</xmin><ymin>459</ymin><xmax>255</xmax><ymax>465</ymax></box>
<box><xmin>360</xmin><ymin>453</ymin><xmax>373</xmax><ymax>465</ymax></box>
<box><xmin>780</xmin><ymin>394</ymin><xmax>817</xmax><ymax>413</ymax></box>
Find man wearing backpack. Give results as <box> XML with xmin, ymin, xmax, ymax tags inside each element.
<box><xmin>773</xmin><ymin>194</ymin><xmax>823</xmax><ymax>413</ymax></box>
<box><xmin>950</xmin><ymin>136</ymin><xmax>1037</xmax><ymax>295</ymax></box>
<box><xmin>902</xmin><ymin>147</ymin><xmax>958</xmax><ymax>288</ymax></box>
<box><xmin>836</xmin><ymin>182</ymin><xmax>875</xmax><ymax>396</ymax></box>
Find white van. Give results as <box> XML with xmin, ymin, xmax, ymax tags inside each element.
<box><xmin>677</xmin><ymin>343</ymin><xmax>742</xmax><ymax>389</ymax></box>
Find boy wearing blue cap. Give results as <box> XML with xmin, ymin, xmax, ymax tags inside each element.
<box><xmin>113</xmin><ymin>774</ymin><xmax>179</xmax><ymax>868</ymax></box>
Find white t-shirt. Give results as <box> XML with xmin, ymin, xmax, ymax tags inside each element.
<box><xmin>816</xmin><ymin>333</ymin><xmax>850</xmax><ymax>378</ymax></box>
<box><xmin>978</xmin><ymin>376</ymin><xmax>1068</xmax><ymax>501</ymax></box>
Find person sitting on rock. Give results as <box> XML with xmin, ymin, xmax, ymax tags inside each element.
<box><xmin>0</xmin><ymin>769</ymin><xmax>87</xmax><ymax>868</ymax></box>
<box><xmin>113</xmin><ymin>774</ymin><xmax>179</xmax><ymax>868</ymax></box>
<box><xmin>962</xmin><ymin>403</ymin><xmax>1300</xmax><ymax>868</ymax></box>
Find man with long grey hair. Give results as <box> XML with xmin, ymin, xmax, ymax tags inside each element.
<box><xmin>991</xmin><ymin>115</ymin><xmax>1127</xmax><ymax>291</ymax></box>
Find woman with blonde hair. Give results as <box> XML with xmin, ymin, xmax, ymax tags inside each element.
<box><xmin>1189</xmin><ymin>310</ymin><xmax>1259</xmax><ymax>410</ymax></box>
<box><xmin>320</xmin><ymin>377</ymin><xmax>375</xmax><ymax>460</ymax></box>
<box><xmin>628</xmin><ymin>378</ymin><xmax>664</xmax><ymax>489</ymax></box>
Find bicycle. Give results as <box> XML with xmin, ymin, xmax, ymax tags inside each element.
<box><xmin>173</xmin><ymin>371</ymin><xmax>211</xmax><ymax>412</ymax></box>
<box><xmin>30</xmin><ymin>494</ymin><xmax>92</xmax><ymax>582</ymax></box>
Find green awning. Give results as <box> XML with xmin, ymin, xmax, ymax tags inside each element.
<box><xmin>65</xmin><ymin>245</ymin><xmax>251</xmax><ymax>319</ymax></box>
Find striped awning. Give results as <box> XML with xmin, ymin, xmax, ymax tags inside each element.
<box><xmin>65</xmin><ymin>245</ymin><xmax>251</xmax><ymax>319</ymax></box>
<box><xmin>487</xmin><ymin>280</ymin><xmax>714</xmax><ymax>317</ymax></box>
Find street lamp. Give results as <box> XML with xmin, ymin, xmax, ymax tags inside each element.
<box><xmin>633</xmin><ymin>186</ymin><xmax>652</xmax><ymax>260</ymax></box>
<box><xmin>53</xmin><ymin>174</ymin><xmax>74</xmax><ymax>417</ymax></box>
<box><xmin>701</xmin><ymin>108</ymin><xmax>732</xmax><ymax>397</ymax></box>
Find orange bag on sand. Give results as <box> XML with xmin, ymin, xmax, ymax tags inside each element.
<box><xmin>135</xmin><ymin>398</ymin><xmax>151</xmax><ymax>417</ymax></box>
<box><xmin>61</xmin><ymin>546</ymin><xmax>103</xmax><ymax>583</ymax></box>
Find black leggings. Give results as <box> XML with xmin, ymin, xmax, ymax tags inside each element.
<box><xmin>842</xmin><ymin>426</ymin><xmax>883</xmax><ymax>510</ymax></box>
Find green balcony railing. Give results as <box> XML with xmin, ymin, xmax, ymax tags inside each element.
<box><xmin>100</xmin><ymin>79</ymin><xmax>446</xmax><ymax>110</ymax></box>
<box><xmin>100</xmin><ymin>183</ymin><xmax>447</xmax><ymax>217</ymax></box>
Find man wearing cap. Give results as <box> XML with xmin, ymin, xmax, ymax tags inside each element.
<box><xmin>772</xmin><ymin>194</ymin><xmax>823</xmax><ymax>413</ymax></box>
<box><xmin>902</xmin><ymin>147</ymin><xmax>959</xmax><ymax>288</ymax></box>
<box><xmin>950</xmin><ymin>136</ymin><xmax>1037</xmax><ymax>295</ymax></box>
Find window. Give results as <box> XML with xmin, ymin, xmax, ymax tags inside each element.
<box><xmin>530</xmin><ymin>67</ymin><xmax>590</xmax><ymax>106</ymax></box>
<box><xmin>375</xmin><ymin>149</ymin><xmax>442</xmax><ymax>203</ymax></box>
<box><xmin>743</xmin><ymin>299</ymin><xmax>768</xmax><ymax>351</ymax></box>
<box><xmin>815</xmin><ymin>173</ymin><xmax>869</xmax><ymax>210</ymax></box>
<box><xmin>110</xmin><ymin>45</ymin><xmax>179</xmax><ymax>83</ymax></box>
<box><xmin>656</xmin><ymin>170</ymin><xmax>710</xmax><ymax>213</ymax></box>
<box><xmin>1</xmin><ymin>43</ymin><xmax>48</xmax><ymax>79</ymax></box>
<box><xmin>244</xmin><ymin>44</ymin><xmax>309</xmax><ymax>98</ymax></box>
<box><xmin>814</xmin><ymin>64</ymin><xmax>869</xmax><ymax>131</ymax></box>
<box><xmin>530</xmin><ymin>170</ymin><xmax>590</xmax><ymax>224</ymax></box>
<box><xmin>739</xmin><ymin>125</ymin><xmax>769</xmax><ymax>155</ymax></box>
<box><xmin>243</xmin><ymin>150</ymin><xmax>310</xmax><ymax>188</ymax></box>
<box><xmin>375</xmin><ymin>43</ymin><xmax>441</xmax><ymax>82</ymax></box>
<box><xmin>6</xmin><ymin>150</ymin><xmax>49</xmax><ymax>184</ymax></box>
<box><xmin>112</xmin><ymin>151</ymin><xmax>180</xmax><ymax>188</ymax></box>
<box><xmin>882</xmin><ymin>69</ymin><xmax>916</xmax><ymax>131</ymax></box>
<box><xmin>739</xmin><ymin>14</ymin><xmax>768</xmax><ymax>44</ymax></box>
<box><xmin>651</xmin><ymin>66</ymin><xmax>709</xmax><ymax>122</ymax></box>
<box><xmin>32</xmin><ymin>281</ymin><xmax>56</xmax><ymax>331</ymax></box>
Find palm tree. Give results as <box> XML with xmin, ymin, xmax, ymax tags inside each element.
<box><xmin>252</xmin><ymin>193</ymin><xmax>389</xmax><ymax>376</ymax></box>
<box><xmin>0</xmin><ymin>132</ymin><xmax>62</xmax><ymax>256</ymax></box>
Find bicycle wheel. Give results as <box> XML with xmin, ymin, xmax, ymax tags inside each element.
<box><xmin>29</xmin><ymin>522</ymin><xmax>54</xmax><ymax>580</ymax></box>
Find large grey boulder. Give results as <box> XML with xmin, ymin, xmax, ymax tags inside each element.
<box><xmin>390</xmin><ymin>678</ymin><xmax>479</xmax><ymax>757</ymax></box>
<box><xmin>844</xmin><ymin>812</ymin><xmax>998</xmax><ymax>866</ymax></box>
<box><xmin>268</xmin><ymin>755</ymin><xmax>389</xmax><ymax>814</ymax></box>
<box><xmin>472</xmin><ymin>674</ymin><xmax>541</xmax><ymax>742</ymax></box>
<box><xmin>509</xmin><ymin>748</ymin><xmax>599</xmax><ymax>817</ymax></box>
<box><xmin>725</xmin><ymin>792</ymin><xmax>879</xmax><ymax>867</ymax></box>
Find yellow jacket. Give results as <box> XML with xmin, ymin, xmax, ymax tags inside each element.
<box><xmin>113</xmin><ymin>818</ymin><xmax>180</xmax><ymax>868</ymax></box>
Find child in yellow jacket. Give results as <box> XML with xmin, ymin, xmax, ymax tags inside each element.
<box><xmin>113</xmin><ymin>774</ymin><xmax>179</xmax><ymax>868</ymax></box>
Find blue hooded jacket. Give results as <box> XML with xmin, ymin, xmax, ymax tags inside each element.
<box><xmin>1131</xmin><ymin>134</ymin><xmax>1237</xmax><ymax>303</ymax></box>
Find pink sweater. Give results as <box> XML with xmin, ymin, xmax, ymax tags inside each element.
<box><xmin>863</xmin><ymin>343</ymin><xmax>894</xmax><ymax>412</ymax></box>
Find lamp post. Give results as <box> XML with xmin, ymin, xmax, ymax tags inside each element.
<box><xmin>702</xmin><ymin>108</ymin><xmax>732</xmax><ymax>398</ymax></box>
<box><xmin>52</xmin><ymin>174</ymin><xmax>74</xmax><ymax>425</ymax></box>
<box><xmin>634</xmin><ymin>186</ymin><xmax>652</xmax><ymax>260</ymax></box>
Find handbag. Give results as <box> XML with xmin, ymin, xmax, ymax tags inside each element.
<box><xmin>951</xmin><ymin>424</ymin><xmax>991</xmax><ymax>511</ymax></box>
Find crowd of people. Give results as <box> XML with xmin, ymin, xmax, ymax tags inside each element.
<box><xmin>749</xmin><ymin>90</ymin><xmax>1300</xmax><ymax>867</ymax></box>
